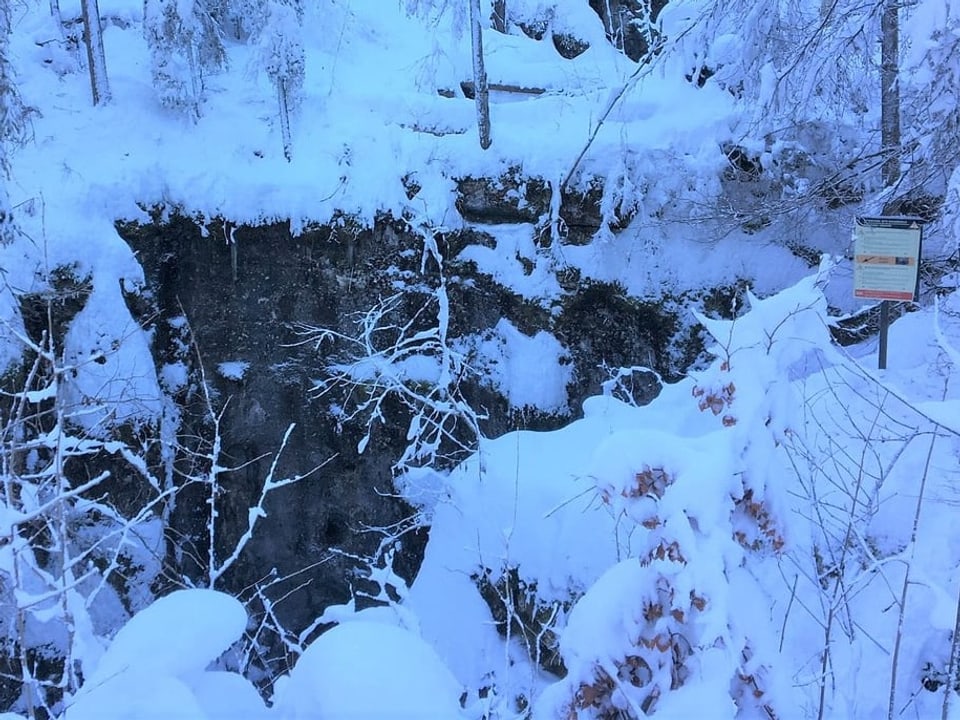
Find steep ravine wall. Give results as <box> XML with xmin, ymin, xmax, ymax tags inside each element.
<box><xmin>114</xmin><ymin>181</ymin><xmax>711</xmax><ymax>650</ymax></box>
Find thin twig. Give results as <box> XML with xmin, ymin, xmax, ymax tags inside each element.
<box><xmin>888</xmin><ymin>430</ymin><xmax>938</xmax><ymax>720</ymax></box>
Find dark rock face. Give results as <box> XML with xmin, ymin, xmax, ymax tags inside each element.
<box><xmin>454</xmin><ymin>170</ymin><xmax>631</xmax><ymax>245</ymax></box>
<box><xmin>18</xmin><ymin>266</ymin><xmax>92</xmax><ymax>349</ymax></box>
<box><xmin>587</xmin><ymin>0</ymin><xmax>669</xmax><ymax>62</ymax></box>
<box><xmin>552</xmin><ymin>32</ymin><xmax>589</xmax><ymax>60</ymax></box>
<box><xmin>516</xmin><ymin>0</ymin><xmax>669</xmax><ymax>63</ymax></box>
<box><xmin>555</xmin><ymin>282</ymin><xmax>684</xmax><ymax>401</ymax></box>
<box><xmin>115</xmin><ymin>173</ymin><xmax>695</xmax><ymax>655</ymax></box>
<box><xmin>456</xmin><ymin>172</ymin><xmax>550</xmax><ymax>224</ymax></box>
<box><xmin>120</xmin><ymin>215</ymin><xmax>436</xmax><ymax>629</ymax></box>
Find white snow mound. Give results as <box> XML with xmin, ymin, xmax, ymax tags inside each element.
<box><xmin>275</xmin><ymin>621</ymin><xmax>464</xmax><ymax>720</ymax></box>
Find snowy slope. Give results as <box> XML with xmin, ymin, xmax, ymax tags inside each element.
<box><xmin>3</xmin><ymin>0</ymin><xmax>817</xmax><ymax>300</ymax></box>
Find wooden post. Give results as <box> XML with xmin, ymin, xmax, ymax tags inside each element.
<box><xmin>878</xmin><ymin>300</ymin><xmax>889</xmax><ymax>370</ymax></box>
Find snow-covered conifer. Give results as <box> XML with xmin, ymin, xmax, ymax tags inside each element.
<box><xmin>143</xmin><ymin>0</ymin><xmax>225</xmax><ymax>118</ymax></box>
<box><xmin>220</xmin><ymin>0</ymin><xmax>267</xmax><ymax>40</ymax></box>
<box><xmin>900</xmin><ymin>0</ymin><xmax>960</xmax><ymax>209</ymax></box>
<box><xmin>257</xmin><ymin>0</ymin><xmax>304</xmax><ymax>161</ymax></box>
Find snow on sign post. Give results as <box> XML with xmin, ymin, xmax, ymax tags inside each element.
<box><xmin>853</xmin><ymin>216</ymin><xmax>923</xmax><ymax>370</ymax></box>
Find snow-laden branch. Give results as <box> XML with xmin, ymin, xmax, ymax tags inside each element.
<box><xmin>209</xmin><ymin>423</ymin><xmax>333</xmax><ymax>587</ymax></box>
<box><xmin>294</xmin><ymin>265</ymin><xmax>485</xmax><ymax>472</ymax></box>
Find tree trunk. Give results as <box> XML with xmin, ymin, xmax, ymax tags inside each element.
<box><xmin>469</xmin><ymin>0</ymin><xmax>491</xmax><ymax>149</ymax></box>
<box><xmin>278</xmin><ymin>79</ymin><xmax>292</xmax><ymax>162</ymax></box>
<box><xmin>80</xmin><ymin>0</ymin><xmax>110</xmax><ymax>105</ymax></box>
<box><xmin>880</xmin><ymin>0</ymin><xmax>900</xmax><ymax>191</ymax></box>
<box><xmin>187</xmin><ymin>43</ymin><xmax>202</xmax><ymax>120</ymax></box>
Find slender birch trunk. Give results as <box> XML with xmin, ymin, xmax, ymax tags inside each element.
<box><xmin>278</xmin><ymin>79</ymin><xmax>292</xmax><ymax>161</ymax></box>
<box><xmin>80</xmin><ymin>0</ymin><xmax>110</xmax><ymax>104</ymax></box>
<box><xmin>469</xmin><ymin>0</ymin><xmax>491</xmax><ymax>150</ymax></box>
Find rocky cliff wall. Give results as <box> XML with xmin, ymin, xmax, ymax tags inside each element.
<box><xmin>107</xmin><ymin>174</ymin><xmax>712</xmax><ymax>655</ymax></box>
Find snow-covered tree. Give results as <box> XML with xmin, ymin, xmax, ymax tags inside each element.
<box><xmin>664</xmin><ymin>0</ymin><xmax>960</xmax><ymax>226</ymax></box>
<box><xmin>143</xmin><ymin>0</ymin><xmax>225</xmax><ymax>118</ymax></box>
<box><xmin>257</xmin><ymin>0</ymin><xmax>304</xmax><ymax>161</ymax></box>
<box><xmin>899</xmin><ymin>0</ymin><xmax>960</xmax><ymax>219</ymax></box>
<box><xmin>613</xmin><ymin>0</ymin><xmax>903</xmax><ymax>236</ymax></box>
<box><xmin>469</xmin><ymin>0</ymin><xmax>491</xmax><ymax>149</ymax></box>
<box><xmin>0</xmin><ymin>2</ymin><xmax>25</xmax><ymax>247</ymax></box>
<box><xmin>402</xmin><ymin>0</ymin><xmax>490</xmax><ymax>148</ymax></box>
<box><xmin>80</xmin><ymin>0</ymin><xmax>111</xmax><ymax>104</ymax></box>
<box><xmin>217</xmin><ymin>0</ymin><xmax>267</xmax><ymax>40</ymax></box>
<box><xmin>0</xmin><ymin>294</ymin><xmax>167</xmax><ymax>715</ymax></box>
<box><xmin>880</xmin><ymin>0</ymin><xmax>899</xmax><ymax>192</ymax></box>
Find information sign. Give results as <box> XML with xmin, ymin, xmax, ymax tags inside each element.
<box><xmin>853</xmin><ymin>216</ymin><xmax>923</xmax><ymax>302</ymax></box>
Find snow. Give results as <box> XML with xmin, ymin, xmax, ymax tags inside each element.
<box><xmin>457</xmin><ymin>223</ymin><xmax>563</xmax><ymax>302</ymax></box>
<box><xmin>12</xmin><ymin>259</ymin><xmax>960</xmax><ymax>719</ymax></box>
<box><xmin>83</xmin><ymin>589</ymin><xmax>247</xmax><ymax>684</ymax></box>
<box><xmin>65</xmin><ymin>672</ymin><xmax>208</xmax><ymax>720</ymax></box>
<box><xmin>407</xmin><ymin>263</ymin><xmax>960</xmax><ymax>718</ymax></box>
<box><xmin>273</xmin><ymin>621</ymin><xmax>464</xmax><ymax>720</ymax></box>
<box><xmin>0</xmin><ymin>279</ymin><xmax>25</xmax><ymax>374</ymax></box>
<box><xmin>65</xmin><ymin>589</ymin><xmax>248</xmax><ymax>720</ymax></box>
<box><xmin>161</xmin><ymin>360</ymin><xmax>189</xmax><ymax>391</ymax></box>
<box><xmin>465</xmin><ymin>318</ymin><xmax>572</xmax><ymax>413</ymax></box>
<box><xmin>217</xmin><ymin>359</ymin><xmax>250</xmax><ymax>381</ymax></box>
<box><xmin>4</xmin><ymin>0</ymin><xmax>960</xmax><ymax>718</ymax></box>
<box><xmin>185</xmin><ymin>671</ymin><xmax>270</xmax><ymax>720</ymax></box>
<box><xmin>60</xmin><ymin>278</ymin><xmax>162</xmax><ymax>433</ymax></box>
<box><xmin>5</xmin><ymin>0</ymin><xmax>840</xmax><ymax>299</ymax></box>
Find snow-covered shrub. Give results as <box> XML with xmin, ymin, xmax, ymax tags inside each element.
<box><xmin>532</xmin><ymin>267</ymin><xmax>836</xmax><ymax>718</ymax></box>
<box><xmin>63</xmin><ymin>589</ymin><xmax>262</xmax><ymax>720</ymax></box>
<box><xmin>256</xmin><ymin>0</ymin><xmax>304</xmax><ymax>160</ymax></box>
<box><xmin>771</xmin><ymin>290</ymin><xmax>960</xmax><ymax>719</ymax></box>
<box><xmin>404</xmin><ymin>262</ymin><xmax>960</xmax><ymax>718</ymax></box>
<box><xmin>0</xmin><ymin>321</ymin><xmax>168</xmax><ymax>715</ymax></box>
<box><xmin>143</xmin><ymin>0</ymin><xmax>225</xmax><ymax>117</ymax></box>
<box><xmin>273</xmin><ymin>621</ymin><xmax>463</xmax><ymax>720</ymax></box>
<box><xmin>408</xmin><ymin>264</ymin><xmax>840</xmax><ymax>717</ymax></box>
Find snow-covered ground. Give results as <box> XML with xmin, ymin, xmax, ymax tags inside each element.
<box><xmin>3</xmin><ymin>0</ymin><xmax>822</xmax><ymax>304</ymax></box>
<box><xmin>32</xmin><ymin>264</ymin><xmax>960</xmax><ymax>720</ymax></box>
<box><xmin>3</xmin><ymin>0</ymin><xmax>960</xmax><ymax>717</ymax></box>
